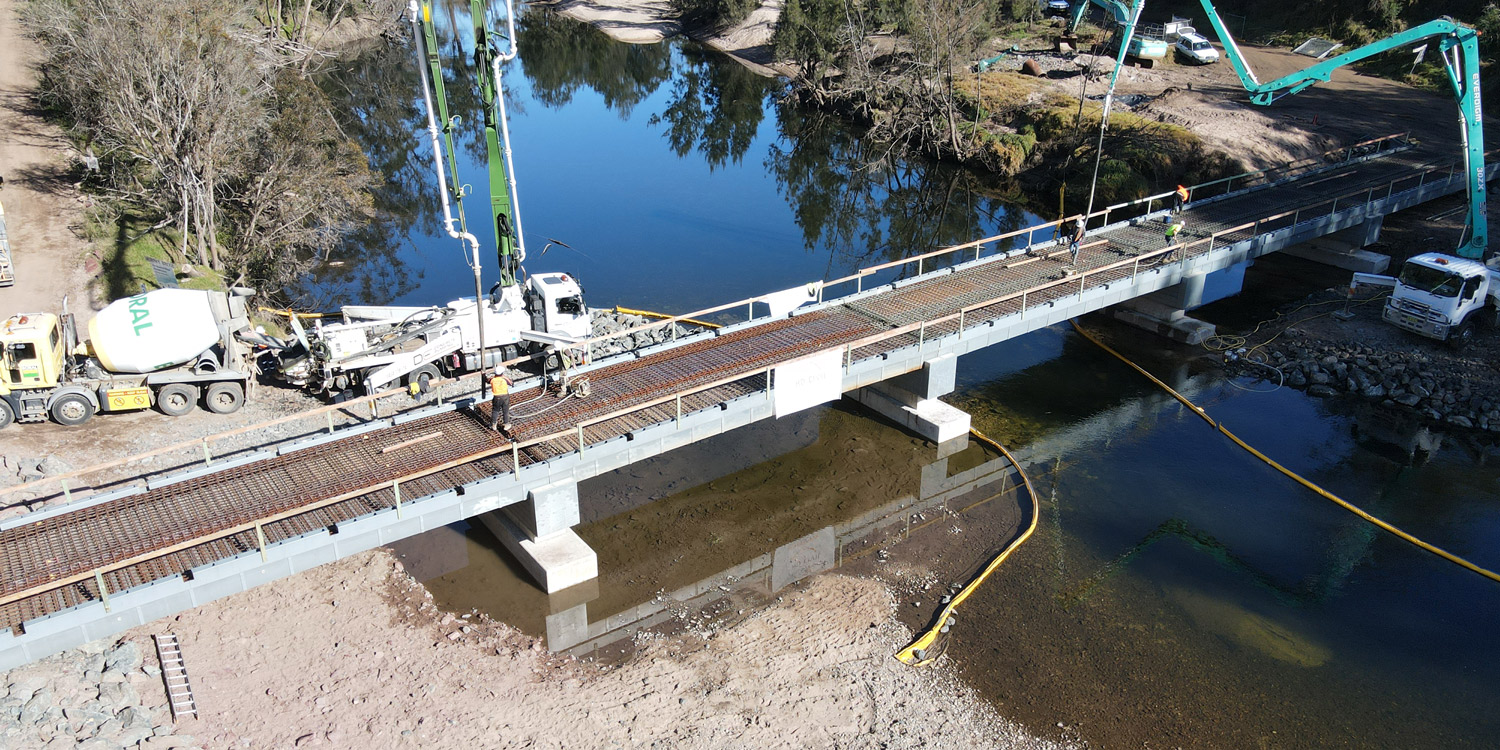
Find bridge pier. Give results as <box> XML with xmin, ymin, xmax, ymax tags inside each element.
<box><xmin>477</xmin><ymin>480</ymin><xmax>597</xmax><ymax>594</ymax></box>
<box><xmin>1113</xmin><ymin>271</ymin><xmax>1218</xmax><ymax>345</ymax></box>
<box><xmin>1281</xmin><ymin>215</ymin><xmax>1391</xmax><ymax>273</ymax></box>
<box><xmin>847</xmin><ymin>354</ymin><xmax>971</xmax><ymax>445</ymax></box>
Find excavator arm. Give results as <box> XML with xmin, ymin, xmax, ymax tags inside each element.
<box><xmin>1194</xmin><ymin>6</ymin><xmax>1486</xmax><ymax>259</ymax></box>
<box><xmin>1067</xmin><ymin>0</ymin><xmax>1133</xmax><ymax>35</ymax></box>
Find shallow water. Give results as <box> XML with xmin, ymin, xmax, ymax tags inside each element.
<box><xmin>356</xmin><ymin>6</ymin><xmax>1500</xmax><ymax>746</ymax></box>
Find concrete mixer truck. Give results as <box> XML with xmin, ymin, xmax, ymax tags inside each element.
<box><xmin>0</xmin><ymin>288</ymin><xmax>260</xmax><ymax>428</ymax></box>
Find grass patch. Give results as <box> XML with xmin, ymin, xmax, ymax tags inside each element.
<box><xmin>99</xmin><ymin>213</ymin><xmax>224</xmax><ymax>300</ymax></box>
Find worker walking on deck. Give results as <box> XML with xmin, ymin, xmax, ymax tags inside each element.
<box><xmin>1068</xmin><ymin>218</ymin><xmax>1086</xmax><ymax>265</ymax></box>
<box><xmin>1174</xmin><ymin>184</ymin><xmax>1189</xmax><ymax>214</ymax></box>
<box><xmin>488</xmin><ymin>366</ymin><xmax>514</xmax><ymax>433</ymax></box>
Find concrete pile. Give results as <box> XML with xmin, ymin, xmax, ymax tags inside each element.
<box><xmin>0</xmin><ymin>637</ymin><xmax>196</xmax><ymax>749</ymax></box>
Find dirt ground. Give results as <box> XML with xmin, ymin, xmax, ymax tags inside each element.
<box><xmin>3</xmin><ymin>2</ymin><xmax>1496</xmax><ymax>748</ymax></box>
<box><xmin>1019</xmin><ymin>30</ymin><xmax>1474</xmax><ymax>169</ymax></box>
<box><xmin>0</xmin><ymin>0</ymin><xmax>98</xmax><ymax>317</ymax></box>
<box><xmin>116</xmin><ymin>548</ymin><xmax>1066</xmax><ymax>749</ymax></box>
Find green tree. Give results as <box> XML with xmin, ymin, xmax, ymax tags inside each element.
<box><xmin>772</xmin><ymin>0</ymin><xmax>856</xmax><ymax>89</ymax></box>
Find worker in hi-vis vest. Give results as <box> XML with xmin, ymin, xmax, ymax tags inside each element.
<box><xmin>488</xmin><ymin>367</ymin><xmax>514</xmax><ymax>432</ymax></box>
<box><xmin>1174</xmin><ymin>184</ymin><xmax>1189</xmax><ymax>214</ymax></box>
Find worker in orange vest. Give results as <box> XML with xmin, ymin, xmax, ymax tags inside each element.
<box><xmin>1174</xmin><ymin>184</ymin><xmax>1189</xmax><ymax>214</ymax></box>
<box><xmin>488</xmin><ymin>366</ymin><xmax>514</xmax><ymax>433</ymax></box>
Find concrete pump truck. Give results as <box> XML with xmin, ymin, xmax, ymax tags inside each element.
<box><xmin>274</xmin><ymin>0</ymin><xmax>591</xmax><ymax>397</ymax></box>
<box><xmin>1190</xmin><ymin>2</ymin><xmax>1493</xmax><ymax>348</ymax></box>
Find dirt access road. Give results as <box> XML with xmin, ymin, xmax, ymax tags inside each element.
<box><xmin>0</xmin><ymin>0</ymin><xmax>98</xmax><ymax>317</ymax></box>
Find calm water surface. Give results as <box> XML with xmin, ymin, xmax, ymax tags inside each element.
<box><xmin>333</xmin><ymin>8</ymin><xmax>1500</xmax><ymax>747</ymax></box>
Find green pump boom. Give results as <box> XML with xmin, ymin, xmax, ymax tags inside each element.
<box><xmin>470</xmin><ymin>0</ymin><xmax>524</xmax><ymax>287</ymax></box>
<box><xmin>1194</xmin><ymin>5</ymin><xmax>1487</xmax><ymax>259</ymax></box>
<box><xmin>414</xmin><ymin>0</ymin><xmax>527</xmax><ymax>288</ymax></box>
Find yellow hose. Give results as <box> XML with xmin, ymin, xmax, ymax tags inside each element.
<box><xmin>612</xmin><ymin>306</ymin><xmax>721</xmax><ymax>329</ymax></box>
<box><xmin>895</xmin><ymin>429</ymin><xmax>1041</xmax><ymax>666</ymax></box>
<box><xmin>257</xmin><ymin>306</ymin><xmax>332</xmax><ymax>319</ymax></box>
<box><xmin>1071</xmin><ymin>319</ymin><xmax>1500</xmax><ymax>585</ymax></box>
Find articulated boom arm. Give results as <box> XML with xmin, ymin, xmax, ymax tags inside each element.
<box><xmin>470</xmin><ymin>0</ymin><xmax>525</xmax><ymax>287</ymax></box>
<box><xmin>1067</xmin><ymin>0</ymin><xmax>1133</xmax><ymax>36</ymax></box>
<box><xmin>1196</xmin><ymin>4</ymin><xmax>1486</xmax><ymax>259</ymax></box>
<box><xmin>417</xmin><ymin>3</ymin><xmax>472</xmax><ymax>240</ymax></box>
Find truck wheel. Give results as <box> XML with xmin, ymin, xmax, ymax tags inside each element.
<box><xmin>0</xmin><ymin>400</ymin><xmax>14</xmax><ymax>429</ymax></box>
<box><xmin>203</xmin><ymin>382</ymin><xmax>245</xmax><ymax>414</ymax></box>
<box><xmin>49</xmin><ymin>393</ymin><xmax>95</xmax><ymax>426</ymax></box>
<box><xmin>1448</xmin><ymin>320</ymin><xmax>1475</xmax><ymax>351</ymax></box>
<box><xmin>156</xmin><ymin>383</ymin><xmax>199</xmax><ymax>416</ymax></box>
<box><xmin>406</xmin><ymin>365</ymin><xmax>440</xmax><ymax>395</ymax></box>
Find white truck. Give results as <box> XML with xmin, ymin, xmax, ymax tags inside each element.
<box><xmin>274</xmin><ymin>271</ymin><xmax>589</xmax><ymax>396</ymax></box>
<box><xmin>0</xmin><ymin>288</ymin><xmax>259</xmax><ymax>428</ymax></box>
<box><xmin>1353</xmin><ymin>253</ymin><xmax>1500</xmax><ymax>349</ymax></box>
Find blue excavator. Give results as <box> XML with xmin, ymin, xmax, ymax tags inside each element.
<box><xmin>1063</xmin><ymin>0</ymin><xmax>1169</xmax><ymax>65</ymax></box>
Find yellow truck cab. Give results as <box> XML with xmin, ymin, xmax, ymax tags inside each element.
<box><xmin>1</xmin><ymin>313</ymin><xmax>64</xmax><ymax>388</ymax></box>
<box><xmin>0</xmin><ymin>312</ymin><xmax>101</xmax><ymax>427</ymax></box>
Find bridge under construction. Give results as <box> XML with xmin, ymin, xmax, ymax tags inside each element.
<box><xmin>0</xmin><ymin>134</ymin><xmax>1490</xmax><ymax>669</ymax></box>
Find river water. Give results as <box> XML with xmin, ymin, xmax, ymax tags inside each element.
<box><xmin>319</xmin><ymin>7</ymin><xmax>1500</xmax><ymax>747</ymax></box>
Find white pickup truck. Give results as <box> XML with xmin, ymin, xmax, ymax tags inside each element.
<box><xmin>1353</xmin><ymin>253</ymin><xmax>1500</xmax><ymax>349</ymax></box>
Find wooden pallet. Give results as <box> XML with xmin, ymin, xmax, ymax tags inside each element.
<box><xmin>152</xmin><ymin>634</ymin><xmax>199</xmax><ymax>721</ymax></box>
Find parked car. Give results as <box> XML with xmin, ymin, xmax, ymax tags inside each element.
<box><xmin>1175</xmin><ymin>32</ymin><xmax>1220</xmax><ymax>64</ymax></box>
<box><xmin>1041</xmin><ymin>0</ymin><xmax>1071</xmax><ymax>15</ymax></box>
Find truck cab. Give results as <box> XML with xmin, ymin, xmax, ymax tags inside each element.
<box><xmin>1</xmin><ymin>314</ymin><xmax>64</xmax><ymax>392</ymax></box>
<box><xmin>1380</xmin><ymin>253</ymin><xmax>1500</xmax><ymax>348</ymax></box>
<box><xmin>527</xmin><ymin>272</ymin><xmax>590</xmax><ymax>341</ymax></box>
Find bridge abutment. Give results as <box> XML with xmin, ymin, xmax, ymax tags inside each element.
<box><xmin>847</xmin><ymin>354</ymin><xmax>971</xmax><ymax>445</ymax></box>
<box><xmin>478</xmin><ymin>480</ymin><xmax>598</xmax><ymax>593</ymax></box>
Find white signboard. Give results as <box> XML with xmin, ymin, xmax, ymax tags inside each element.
<box><xmin>772</xmin><ymin>348</ymin><xmax>843</xmax><ymax>418</ymax></box>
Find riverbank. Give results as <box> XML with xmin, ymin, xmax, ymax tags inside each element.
<box><xmin>1</xmin><ymin>548</ymin><xmax>1068</xmax><ymax>749</ymax></box>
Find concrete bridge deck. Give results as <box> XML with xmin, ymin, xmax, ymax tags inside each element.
<box><xmin>0</xmin><ymin>134</ymin><xmax>1489</xmax><ymax>668</ymax></box>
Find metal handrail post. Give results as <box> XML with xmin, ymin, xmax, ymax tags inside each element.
<box><xmin>95</xmin><ymin>571</ymin><xmax>109</xmax><ymax>613</ymax></box>
<box><xmin>576</xmin><ymin>425</ymin><xmax>585</xmax><ymax>455</ymax></box>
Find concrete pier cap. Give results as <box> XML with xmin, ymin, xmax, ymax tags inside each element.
<box><xmin>847</xmin><ymin>354</ymin><xmax>971</xmax><ymax>444</ymax></box>
<box><xmin>479</xmin><ymin>480</ymin><xmax>597</xmax><ymax>593</ymax></box>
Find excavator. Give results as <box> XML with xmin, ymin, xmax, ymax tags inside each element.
<box><xmin>1185</xmin><ymin>3</ymin><xmax>1491</xmax><ymax>345</ymax></box>
<box><xmin>1063</xmin><ymin>0</ymin><xmax>1169</xmax><ymax>65</ymax></box>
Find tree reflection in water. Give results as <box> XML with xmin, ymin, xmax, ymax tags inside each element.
<box><xmin>297</xmin><ymin>5</ymin><xmax>1032</xmax><ymax>306</ymax></box>
<box><xmin>767</xmin><ymin>103</ymin><xmax>1029</xmax><ymax>271</ymax></box>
